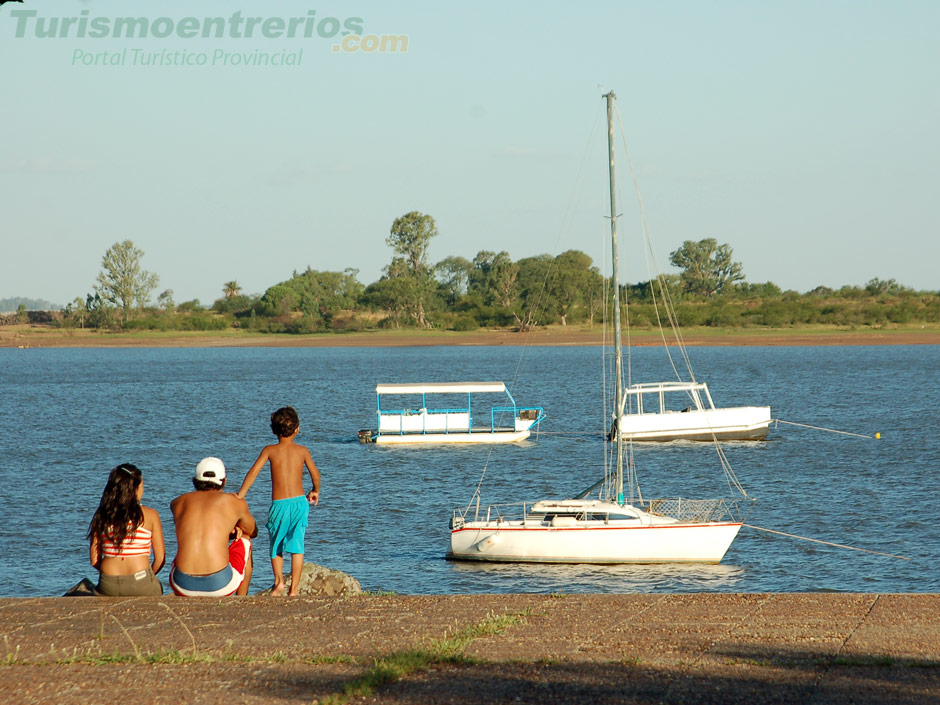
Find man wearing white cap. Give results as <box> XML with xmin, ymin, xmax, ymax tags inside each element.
<box><xmin>169</xmin><ymin>457</ymin><xmax>258</xmax><ymax>596</ymax></box>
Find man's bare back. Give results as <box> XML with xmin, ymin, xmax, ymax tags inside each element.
<box><xmin>171</xmin><ymin>489</ymin><xmax>257</xmax><ymax>575</ymax></box>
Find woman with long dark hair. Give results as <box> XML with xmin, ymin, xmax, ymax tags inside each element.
<box><xmin>88</xmin><ymin>463</ymin><xmax>165</xmax><ymax>596</ymax></box>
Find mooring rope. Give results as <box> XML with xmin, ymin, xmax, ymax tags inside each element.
<box><xmin>743</xmin><ymin>524</ymin><xmax>910</xmax><ymax>560</ymax></box>
<box><xmin>773</xmin><ymin>419</ymin><xmax>879</xmax><ymax>439</ymax></box>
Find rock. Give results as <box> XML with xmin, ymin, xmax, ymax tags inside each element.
<box><xmin>63</xmin><ymin>577</ymin><xmax>101</xmax><ymax>597</ymax></box>
<box><xmin>256</xmin><ymin>562</ymin><xmax>362</xmax><ymax>596</ymax></box>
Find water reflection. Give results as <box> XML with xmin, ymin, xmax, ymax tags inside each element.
<box><xmin>447</xmin><ymin>561</ymin><xmax>746</xmax><ymax>593</ymax></box>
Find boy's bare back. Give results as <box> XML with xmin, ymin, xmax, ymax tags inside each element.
<box><xmin>256</xmin><ymin>438</ymin><xmax>319</xmax><ymax>501</ymax></box>
<box><xmin>237</xmin><ymin>406</ymin><xmax>321</xmax><ymax>505</ymax></box>
<box><xmin>237</xmin><ymin>434</ymin><xmax>320</xmax><ymax>504</ymax></box>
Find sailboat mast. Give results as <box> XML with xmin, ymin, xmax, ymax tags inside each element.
<box><xmin>605</xmin><ymin>91</ymin><xmax>625</xmax><ymax>505</ymax></box>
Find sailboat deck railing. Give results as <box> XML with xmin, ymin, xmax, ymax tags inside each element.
<box><xmin>639</xmin><ymin>497</ymin><xmax>754</xmax><ymax>523</ymax></box>
<box><xmin>453</xmin><ymin>496</ymin><xmax>755</xmax><ymax>527</ymax></box>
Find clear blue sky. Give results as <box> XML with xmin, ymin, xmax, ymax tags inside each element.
<box><xmin>2</xmin><ymin>0</ymin><xmax>938</xmax><ymax>307</ymax></box>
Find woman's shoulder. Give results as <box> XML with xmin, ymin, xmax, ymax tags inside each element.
<box><xmin>141</xmin><ymin>504</ymin><xmax>163</xmax><ymax>526</ymax></box>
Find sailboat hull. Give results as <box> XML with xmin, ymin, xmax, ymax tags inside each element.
<box><xmin>449</xmin><ymin>521</ymin><xmax>742</xmax><ymax>564</ymax></box>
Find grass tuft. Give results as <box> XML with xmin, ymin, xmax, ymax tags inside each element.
<box><xmin>316</xmin><ymin>609</ymin><xmax>530</xmax><ymax>705</ymax></box>
<box><xmin>60</xmin><ymin>649</ymin><xmax>213</xmax><ymax>666</ymax></box>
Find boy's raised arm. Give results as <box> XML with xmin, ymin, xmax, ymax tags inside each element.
<box><xmin>304</xmin><ymin>448</ymin><xmax>321</xmax><ymax>505</ymax></box>
<box><xmin>236</xmin><ymin>447</ymin><xmax>270</xmax><ymax>499</ymax></box>
<box><xmin>234</xmin><ymin>496</ymin><xmax>258</xmax><ymax>538</ymax></box>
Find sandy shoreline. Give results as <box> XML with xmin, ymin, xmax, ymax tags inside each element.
<box><xmin>2</xmin><ymin>325</ymin><xmax>940</xmax><ymax>348</ymax></box>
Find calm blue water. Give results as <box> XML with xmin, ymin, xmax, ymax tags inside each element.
<box><xmin>1</xmin><ymin>344</ymin><xmax>937</xmax><ymax>597</ymax></box>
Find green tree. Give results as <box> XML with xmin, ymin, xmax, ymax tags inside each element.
<box><xmin>548</xmin><ymin>250</ymin><xmax>598</xmax><ymax>326</ymax></box>
<box><xmin>364</xmin><ymin>259</ymin><xmax>420</xmax><ymax>326</ymax></box>
<box><xmin>865</xmin><ymin>277</ymin><xmax>906</xmax><ymax>296</ymax></box>
<box><xmin>64</xmin><ymin>296</ymin><xmax>87</xmax><ymax>329</ymax></box>
<box><xmin>223</xmin><ymin>281</ymin><xmax>242</xmax><ymax>299</ymax></box>
<box><xmin>733</xmin><ymin>281</ymin><xmax>782</xmax><ymax>299</ymax></box>
<box><xmin>84</xmin><ymin>292</ymin><xmax>114</xmax><ymax>329</ymax></box>
<box><xmin>383</xmin><ymin>211</ymin><xmax>438</xmax><ymax>327</ymax></box>
<box><xmin>95</xmin><ymin>240</ymin><xmax>159</xmax><ymax>327</ymax></box>
<box><xmin>669</xmin><ymin>238</ymin><xmax>743</xmax><ymax>297</ymax></box>
<box><xmin>157</xmin><ymin>289</ymin><xmax>175</xmax><ymax>312</ymax></box>
<box><xmin>177</xmin><ymin>299</ymin><xmax>203</xmax><ymax>312</ymax></box>
<box><xmin>387</xmin><ymin>211</ymin><xmax>438</xmax><ymax>276</ymax></box>
<box><xmin>213</xmin><ymin>293</ymin><xmax>255</xmax><ymax>316</ymax></box>
<box><xmin>434</xmin><ymin>256</ymin><xmax>472</xmax><ymax>308</ymax></box>
<box><xmin>470</xmin><ymin>250</ymin><xmax>518</xmax><ymax>308</ymax></box>
<box><xmin>256</xmin><ymin>267</ymin><xmax>364</xmax><ymax>326</ymax></box>
<box><xmin>514</xmin><ymin>254</ymin><xmax>555</xmax><ymax>330</ymax></box>
<box><xmin>584</xmin><ymin>268</ymin><xmax>607</xmax><ymax>325</ymax></box>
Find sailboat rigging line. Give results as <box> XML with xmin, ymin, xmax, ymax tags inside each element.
<box><xmin>743</xmin><ymin>524</ymin><xmax>910</xmax><ymax>561</ymax></box>
<box><xmin>574</xmin><ymin>475</ymin><xmax>607</xmax><ymax>500</ymax></box>
<box><xmin>464</xmin><ymin>447</ymin><xmax>493</xmax><ymax>518</ymax></box>
<box><xmin>463</xmin><ymin>110</ymin><xmax>607</xmax><ymax>518</ymax></box>
<box><xmin>611</xmin><ymin>102</ymin><xmax>747</xmax><ymax>500</ymax></box>
<box><xmin>510</xmin><ymin>101</ymin><xmax>606</xmax><ymax>363</ymax></box>
<box><xmin>715</xmin><ymin>443</ymin><xmax>748</xmax><ymax>497</ymax></box>
<box><xmin>773</xmin><ymin>419</ymin><xmax>875</xmax><ymax>440</ymax></box>
<box><xmin>613</xmin><ymin>104</ymin><xmax>693</xmax><ymax>387</ymax></box>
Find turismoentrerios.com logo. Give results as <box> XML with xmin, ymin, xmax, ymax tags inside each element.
<box><xmin>5</xmin><ymin>8</ymin><xmax>408</xmax><ymax>54</ymax></box>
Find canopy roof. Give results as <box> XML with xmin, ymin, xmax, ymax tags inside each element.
<box><xmin>376</xmin><ymin>382</ymin><xmax>507</xmax><ymax>395</ymax></box>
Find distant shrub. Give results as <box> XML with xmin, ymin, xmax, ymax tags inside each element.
<box><xmin>453</xmin><ymin>316</ymin><xmax>478</xmax><ymax>331</ymax></box>
<box><xmin>212</xmin><ymin>294</ymin><xmax>254</xmax><ymax>315</ymax></box>
<box><xmin>286</xmin><ymin>316</ymin><xmax>324</xmax><ymax>334</ymax></box>
<box><xmin>704</xmin><ymin>307</ymin><xmax>737</xmax><ymax>327</ymax></box>
<box><xmin>179</xmin><ymin>313</ymin><xmax>230</xmax><ymax>331</ymax></box>
<box><xmin>886</xmin><ymin>302</ymin><xmax>916</xmax><ymax>324</ymax></box>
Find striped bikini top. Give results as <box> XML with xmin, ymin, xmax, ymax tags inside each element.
<box><xmin>101</xmin><ymin>524</ymin><xmax>153</xmax><ymax>559</ymax></box>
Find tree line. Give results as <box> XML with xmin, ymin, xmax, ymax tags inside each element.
<box><xmin>58</xmin><ymin>213</ymin><xmax>940</xmax><ymax>334</ymax></box>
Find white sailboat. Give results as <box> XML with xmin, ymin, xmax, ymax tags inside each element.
<box><xmin>448</xmin><ymin>91</ymin><xmax>754</xmax><ymax>564</ymax></box>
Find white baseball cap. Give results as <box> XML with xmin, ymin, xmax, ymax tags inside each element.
<box><xmin>195</xmin><ymin>457</ymin><xmax>226</xmax><ymax>485</ymax></box>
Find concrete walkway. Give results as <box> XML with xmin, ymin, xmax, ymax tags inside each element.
<box><xmin>2</xmin><ymin>593</ymin><xmax>938</xmax><ymax>704</ymax></box>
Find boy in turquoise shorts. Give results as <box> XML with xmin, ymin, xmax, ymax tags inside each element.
<box><xmin>237</xmin><ymin>406</ymin><xmax>321</xmax><ymax>596</ymax></box>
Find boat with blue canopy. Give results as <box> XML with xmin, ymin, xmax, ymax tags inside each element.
<box><xmin>359</xmin><ymin>381</ymin><xmax>544</xmax><ymax>445</ymax></box>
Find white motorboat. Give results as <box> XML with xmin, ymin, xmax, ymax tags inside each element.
<box><xmin>618</xmin><ymin>381</ymin><xmax>771</xmax><ymax>441</ymax></box>
<box><xmin>360</xmin><ymin>381</ymin><xmax>544</xmax><ymax>445</ymax></box>
<box><xmin>448</xmin><ymin>91</ymin><xmax>754</xmax><ymax>564</ymax></box>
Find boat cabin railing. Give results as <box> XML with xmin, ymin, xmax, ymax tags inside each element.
<box><xmin>377</xmin><ymin>405</ymin><xmax>544</xmax><ymax>436</ymax></box>
<box><xmin>452</xmin><ymin>501</ymin><xmax>532</xmax><ymax>526</ymax></box>
<box><xmin>375</xmin><ymin>382</ymin><xmax>544</xmax><ymax>436</ymax></box>
<box><xmin>492</xmin><ymin>405</ymin><xmax>545</xmax><ymax>432</ymax></box>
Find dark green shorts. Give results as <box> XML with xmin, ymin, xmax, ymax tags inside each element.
<box><xmin>97</xmin><ymin>567</ymin><xmax>163</xmax><ymax>596</ymax></box>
